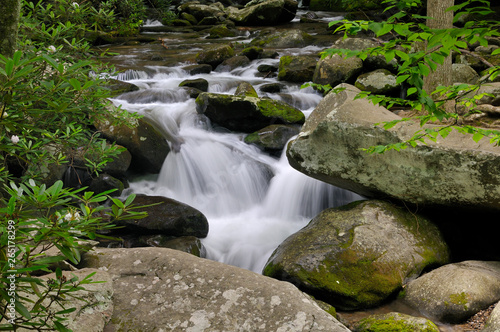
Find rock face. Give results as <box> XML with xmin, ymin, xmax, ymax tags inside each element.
<box><xmin>228</xmin><ymin>0</ymin><xmax>298</xmax><ymax>26</ymax></box>
<box><xmin>287</xmin><ymin>83</ymin><xmax>500</xmax><ymax>212</ymax></box>
<box><xmin>263</xmin><ymin>200</ymin><xmax>450</xmax><ymax>311</ymax></box>
<box><xmin>196</xmin><ymin>92</ymin><xmax>305</xmax><ymax>132</ymax></box>
<box><xmin>116</xmin><ymin>195</ymin><xmax>209</xmax><ymax>238</ymax></box>
<box><xmin>83</xmin><ymin>247</ymin><xmax>351</xmax><ymax>332</ymax></box>
<box><xmin>404</xmin><ymin>261</ymin><xmax>500</xmax><ymax>323</ymax></box>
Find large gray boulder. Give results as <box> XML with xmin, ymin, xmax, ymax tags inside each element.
<box><xmin>195</xmin><ymin>92</ymin><xmax>305</xmax><ymax>132</ymax></box>
<box><xmin>287</xmin><ymin>83</ymin><xmax>500</xmax><ymax>212</ymax></box>
<box><xmin>82</xmin><ymin>247</ymin><xmax>351</xmax><ymax>332</ymax></box>
<box><xmin>404</xmin><ymin>261</ymin><xmax>500</xmax><ymax>323</ymax></box>
<box><xmin>227</xmin><ymin>0</ymin><xmax>298</xmax><ymax>26</ymax></box>
<box><xmin>263</xmin><ymin>200</ymin><xmax>449</xmax><ymax>311</ymax></box>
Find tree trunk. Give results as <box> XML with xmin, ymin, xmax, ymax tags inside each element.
<box><xmin>423</xmin><ymin>0</ymin><xmax>454</xmax><ymax>97</ymax></box>
<box><xmin>0</xmin><ymin>0</ymin><xmax>21</xmax><ymax>58</ymax></box>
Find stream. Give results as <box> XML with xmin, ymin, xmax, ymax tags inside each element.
<box><xmin>102</xmin><ymin>10</ymin><xmax>472</xmax><ymax>331</ymax></box>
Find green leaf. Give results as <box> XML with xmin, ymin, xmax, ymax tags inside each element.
<box><xmin>15</xmin><ymin>300</ymin><xmax>32</xmax><ymax>319</ymax></box>
<box><xmin>472</xmin><ymin>131</ymin><xmax>484</xmax><ymax>142</ymax></box>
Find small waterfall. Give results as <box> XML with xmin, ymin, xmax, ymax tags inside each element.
<box><xmin>116</xmin><ymin>59</ymin><xmax>362</xmax><ymax>273</ymax></box>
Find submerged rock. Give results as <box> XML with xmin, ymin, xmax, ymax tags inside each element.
<box><xmin>404</xmin><ymin>261</ymin><xmax>500</xmax><ymax>323</ymax></box>
<box><xmin>263</xmin><ymin>200</ymin><xmax>450</xmax><ymax>310</ymax></box>
<box><xmin>195</xmin><ymin>92</ymin><xmax>305</xmax><ymax>132</ymax></box>
<box><xmin>82</xmin><ymin>247</ymin><xmax>351</xmax><ymax>332</ymax></box>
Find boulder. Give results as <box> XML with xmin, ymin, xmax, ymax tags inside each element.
<box><xmin>263</xmin><ymin>200</ymin><xmax>450</xmax><ymax>310</ymax></box>
<box><xmin>240</xmin><ymin>46</ymin><xmax>264</xmax><ymax>60</ymax></box>
<box><xmin>287</xmin><ymin>83</ymin><xmax>500</xmax><ymax>212</ymax></box>
<box><xmin>207</xmin><ymin>24</ymin><xmax>238</xmax><ymax>38</ymax></box>
<box><xmin>115</xmin><ymin>194</ymin><xmax>209</xmax><ymax>238</ymax></box>
<box><xmin>260</xmin><ymin>82</ymin><xmax>284</xmax><ymax>93</ymax></box>
<box><xmin>139</xmin><ymin>235</ymin><xmax>207</xmax><ymax>257</ymax></box>
<box><xmin>196</xmin><ymin>44</ymin><xmax>235</xmax><ymax>68</ymax></box>
<box><xmin>353</xmin><ymin>312</ymin><xmax>440</xmax><ymax>332</ymax></box>
<box><xmin>96</xmin><ymin>117</ymin><xmax>170</xmax><ymax>174</ymax></box>
<box><xmin>452</xmin><ymin>63</ymin><xmax>480</xmax><ymax>85</ymax></box>
<box><xmin>227</xmin><ymin>0</ymin><xmax>298</xmax><ymax>26</ymax></box>
<box><xmin>234</xmin><ymin>81</ymin><xmax>258</xmax><ymax>97</ymax></box>
<box><xmin>177</xmin><ymin>2</ymin><xmax>226</xmax><ymax>22</ymax></box>
<box><xmin>195</xmin><ymin>92</ymin><xmax>305</xmax><ymax>132</ymax></box>
<box><xmin>82</xmin><ymin>247</ymin><xmax>351</xmax><ymax>332</ymax></box>
<box><xmin>87</xmin><ymin>173</ymin><xmax>125</xmax><ymax>195</ymax></box>
<box><xmin>251</xmin><ymin>29</ymin><xmax>315</xmax><ymax>48</ymax></box>
<box><xmin>404</xmin><ymin>261</ymin><xmax>500</xmax><ymax>323</ymax></box>
<box><xmin>179</xmin><ymin>78</ymin><xmax>209</xmax><ymax>92</ymax></box>
<box><xmin>483</xmin><ymin>302</ymin><xmax>500</xmax><ymax>332</ymax></box>
<box><xmin>312</xmin><ymin>54</ymin><xmax>363</xmax><ymax>87</ymax></box>
<box><xmin>215</xmin><ymin>55</ymin><xmax>251</xmax><ymax>72</ymax></box>
<box><xmin>278</xmin><ymin>55</ymin><xmax>318</xmax><ymax>83</ymax></box>
<box><xmin>245</xmin><ymin>124</ymin><xmax>300</xmax><ymax>152</ymax></box>
<box><xmin>333</xmin><ymin>37</ymin><xmax>398</xmax><ymax>72</ymax></box>
<box><xmin>182</xmin><ymin>63</ymin><xmax>212</xmax><ymax>75</ymax></box>
<box><xmin>105</xmin><ymin>79</ymin><xmax>140</xmax><ymax>97</ymax></box>
<box><xmin>354</xmin><ymin>69</ymin><xmax>400</xmax><ymax>96</ymax></box>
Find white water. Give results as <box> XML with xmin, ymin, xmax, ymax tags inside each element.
<box><xmin>114</xmin><ymin>61</ymin><xmax>362</xmax><ymax>273</ymax></box>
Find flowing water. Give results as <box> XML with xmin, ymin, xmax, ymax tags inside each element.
<box><xmin>109</xmin><ymin>27</ymin><xmax>362</xmax><ymax>273</ymax></box>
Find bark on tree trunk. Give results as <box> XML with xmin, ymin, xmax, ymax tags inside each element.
<box><xmin>423</xmin><ymin>0</ymin><xmax>454</xmax><ymax>97</ymax></box>
<box><xmin>0</xmin><ymin>0</ymin><xmax>21</xmax><ymax>58</ymax></box>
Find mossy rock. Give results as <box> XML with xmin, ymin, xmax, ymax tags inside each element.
<box><xmin>240</xmin><ymin>46</ymin><xmax>264</xmax><ymax>60</ymax></box>
<box><xmin>263</xmin><ymin>200</ymin><xmax>450</xmax><ymax>310</ymax></box>
<box><xmin>207</xmin><ymin>24</ymin><xmax>237</xmax><ymax>38</ymax></box>
<box><xmin>354</xmin><ymin>312</ymin><xmax>440</xmax><ymax>332</ymax></box>
<box><xmin>278</xmin><ymin>55</ymin><xmax>318</xmax><ymax>83</ymax></box>
<box><xmin>196</xmin><ymin>44</ymin><xmax>235</xmax><ymax>68</ymax></box>
<box><xmin>244</xmin><ymin>124</ymin><xmax>300</xmax><ymax>151</ymax></box>
<box><xmin>195</xmin><ymin>92</ymin><xmax>305</xmax><ymax>132</ymax></box>
<box><xmin>235</xmin><ymin>82</ymin><xmax>258</xmax><ymax>97</ymax></box>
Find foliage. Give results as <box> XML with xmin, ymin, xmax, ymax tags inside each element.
<box><xmin>0</xmin><ymin>180</ymin><xmax>147</xmax><ymax>331</ymax></box>
<box><xmin>145</xmin><ymin>0</ymin><xmax>177</xmax><ymax>25</ymax></box>
<box><xmin>324</xmin><ymin>0</ymin><xmax>500</xmax><ymax>153</ymax></box>
<box><xmin>0</xmin><ymin>49</ymin><xmax>138</xmax><ymax>185</ymax></box>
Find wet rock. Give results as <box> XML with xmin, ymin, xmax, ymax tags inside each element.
<box><xmin>354</xmin><ymin>69</ymin><xmax>400</xmax><ymax>96</ymax></box>
<box><xmin>215</xmin><ymin>55</ymin><xmax>251</xmax><ymax>72</ymax></box>
<box><xmin>240</xmin><ymin>46</ymin><xmax>264</xmax><ymax>60</ymax></box>
<box><xmin>196</xmin><ymin>43</ymin><xmax>235</xmax><ymax>68</ymax></box>
<box><xmin>207</xmin><ymin>24</ymin><xmax>238</xmax><ymax>38</ymax></box>
<box><xmin>287</xmin><ymin>83</ymin><xmax>500</xmax><ymax>212</ymax></box>
<box><xmin>95</xmin><ymin>116</ymin><xmax>170</xmax><ymax>174</ymax></box>
<box><xmin>115</xmin><ymin>194</ymin><xmax>209</xmax><ymax>238</ymax></box>
<box><xmin>278</xmin><ymin>55</ymin><xmax>318</xmax><ymax>83</ymax></box>
<box><xmin>227</xmin><ymin>0</ymin><xmax>298</xmax><ymax>26</ymax></box>
<box><xmin>259</xmin><ymin>82</ymin><xmax>284</xmax><ymax>93</ymax></box>
<box><xmin>257</xmin><ymin>63</ymin><xmax>278</xmax><ymax>74</ymax></box>
<box><xmin>179</xmin><ymin>78</ymin><xmax>209</xmax><ymax>92</ymax></box>
<box><xmin>196</xmin><ymin>92</ymin><xmax>305</xmax><ymax>132</ymax></box>
<box><xmin>313</xmin><ymin>54</ymin><xmax>363</xmax><ymax>87</ymax></box>
<box><xmin>251</xmin><ymin>29</ymin><xmax>315</xmax><ymax>48</ymax></box>
<box><xmin>177</xmin><ymin>2</ymin><xmax>226</xmax><ymax>22</ymax></box>
<box><xmin>182</xmin><ymin>63</ymin><xmax>212</xmax><ymax>75</ymax></box>
<box><xmin>82</xmin><ymin>247</ymin><xmax>351</xmax><ymax>332</ymax></box>
<box><xmin>354</xmin><ymin>312</ymin><xmax>440</xmax><ymax>332</ymax></box>
<box><xmin>105</xmin><ymin>79</ymin><xmax>140</xmax><ymax>97</ymax></box>
<box><xmin>180</xmin><ymin>12</ymin><xmax>198</xmax><ymax>25</ymax></box>
<box><xmin>263</xmin><ymin>200</ymin><xmax>450</xmax><ymax>310</ymax></box>
<box><xmin>244</xmin><ymin>124</ymin><xmax>300</xmax><ymax>151</ymax></box>
<box><xmin>234</xmin><ymin>81</ymin><xmax>258</xmax><ymax>97</ymax></box>
<box><xmin>404</xmin><ymin>261</ymin><xmax>500</xmax><ymax>323</ymax></box>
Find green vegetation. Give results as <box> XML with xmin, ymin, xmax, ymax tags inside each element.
<box><xmin>322</xmin><ymin>0</ymin><xmax>500</xmax><ymax>153</ymax></box>
<box><xmin>0</xmin><ymin>0</ymin><xmax>175</xmax><ymax>330</ymax></box>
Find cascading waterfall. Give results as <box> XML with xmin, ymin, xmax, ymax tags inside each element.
<box><xmin>114</xmin><ymin>61</ymin><xmax>362</xmax><ymax>273</ymax></box>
